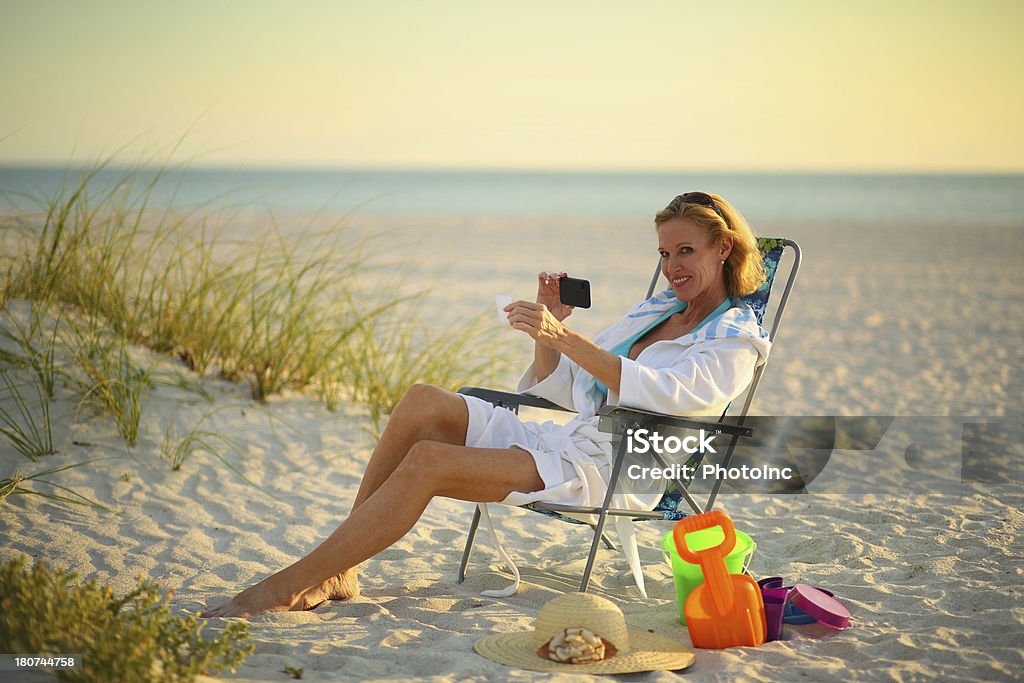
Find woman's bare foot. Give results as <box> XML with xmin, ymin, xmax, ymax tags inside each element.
<box><xmin>201</xmin><ymin>570</ymin><xmax>360</xmax><ymax>618</ymax></box>
<box><xmin>294</xmin><ymin>569</ymin><xmax>360</xmax><ymax>610</ymax></box>
<box><xmin>200</xmin><ymin>578</ymin><xmax>299</xmax><ymax>619</ymax></box>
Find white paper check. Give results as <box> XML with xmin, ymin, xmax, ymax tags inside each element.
<box><xmin>495</xmin><ymin>295</ymin><xmax>514</xmax><ymax>326</ymax></box>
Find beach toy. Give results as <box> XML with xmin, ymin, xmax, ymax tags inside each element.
<box><xmin>660</xmin><ymin>525</ymin><xmax>755</xmax><ymax>625</ymax></box>
<box><xmin>760</xmin><ymin>585</ymin><xmax>788</xmax><ymax>641</ymax></box>
<box><xmin>758</xmin><ymin>577</ymin><xmax>843</xmax><ymax>627</ymax></box>
<box><xmin>790</xmin><ymin>584</ymin><xmax>851</xmax><ymax>630</ymax></box>
<box><xmin>673</xmin><ymin>511</ymin><xmax>766</xmax><ymax>649</ymax></box>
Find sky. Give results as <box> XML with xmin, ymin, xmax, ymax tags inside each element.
<box><xmin>1</xmin><ymin>0</ymin><xmax>1022</xmax><ymax>172</ymax></box>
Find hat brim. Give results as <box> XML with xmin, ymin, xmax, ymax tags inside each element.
<box><xmin>474</xmin><ymin>629</ymin><xmax>695</xmax><ymax>674</ymax></box>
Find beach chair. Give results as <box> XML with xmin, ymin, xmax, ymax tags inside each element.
<box><xmin>457</xmin><ymin>237</ymin><xmax>801</xmax><ymax>593</ymax></box>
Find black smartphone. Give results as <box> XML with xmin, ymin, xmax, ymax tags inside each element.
<box><xmin>559</xmin><ymin>276</ymin><xmax>591</xmax><ymax>309</ymax></box>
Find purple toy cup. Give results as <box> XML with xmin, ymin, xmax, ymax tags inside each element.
<box><xmin>761</xmin><ymin>589</ymin><xmax>788</xmax><ymax>641</ymax></box>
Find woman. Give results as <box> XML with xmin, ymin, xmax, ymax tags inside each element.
<box><xmin>202</xmin><ymin>192</ymin><xmax>771</xmax><ymax>618</ymax></box>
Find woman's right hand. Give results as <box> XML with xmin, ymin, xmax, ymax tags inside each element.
<box><xmin>536</xmin><ymin>271</ymin><xmax>574</xmax><ymax>322</ymax></box>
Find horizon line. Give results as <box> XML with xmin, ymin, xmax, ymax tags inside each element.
<box><xmin>2</xmin><ymin>160</ymin><xmax>1023</xmax><ymax>177</ymax></box>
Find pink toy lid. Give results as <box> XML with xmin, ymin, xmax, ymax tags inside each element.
<box><xmin>790</xmin><ymin>584</ymin><xmax>850</xmax><ymax>630</ymax></box>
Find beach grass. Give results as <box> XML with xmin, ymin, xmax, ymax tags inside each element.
<box><xmin>0</xmin><ymin>304</ymin><xmax>64</xmax><ymax>461</ymax></box>
<box><xmin>0</xmin><ymin>302</ymin><xmax>62</xmax><ymax>399</ymax></box>
<box><xmin>336</xmin><ymin>309</ymin><xmax>509</xmax><ymax>436</ymax></box>
<box><xmin>0</xmin><ymin>460</ymin><xmax>107</xmax><ymax>509</ymax></box>
<box><xmin>212</xmin><ymin>228</ymin><xmax>374</xmax><ymax>402</ymax></box>
<box><xmin>0</xmin><ymin>368</ymin><xmax>55</xmax><ymax>462</ymax></box>
<box><xmin>159</xmin><ymin>409</ymin><xmax>239</xmax><ymax>472</ymax></box>
<box><xmin>0</xmin><ymin>160</ymin><xmax>506</xmax><ymax>498</ymax></box>
<box><xmin>62</xmin><ymin>320</ymin><xmax>154</xmax><ymax>447</ymax></box>
<box><xmin>158</xmin><ymin>405</ymin><xmax>283</xmax><ymax>499</ymax></box>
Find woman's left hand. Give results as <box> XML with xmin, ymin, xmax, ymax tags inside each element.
<box><xmin>505</xmin><ymin>300</ymin><xmax>569</xmax><ymax>348</ymax></box>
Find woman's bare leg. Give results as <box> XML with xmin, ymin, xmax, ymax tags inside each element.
<box><xmin>201</xmin><ymin>439</ymin><xmax>543</xmax><ymax>618</ymax></box>
<box><xmin>288</xmin><ymin>384</ymin><xmax>472</xmax><ymax>607</ymax></box>
<box><xmin>351</xmin><ymin>384</ymin><xmax>472</xmax><ymax>508</ymax></box>
<box><xmin>196</xmin><ymin>389</ymin><xmax>540</xmax><ymax>618</ymax></box>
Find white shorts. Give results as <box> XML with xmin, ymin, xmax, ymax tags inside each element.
<box><xmin>459</xmin><ymin>393</ymin><xmax>614</xmax><ymax>511</ymax></box>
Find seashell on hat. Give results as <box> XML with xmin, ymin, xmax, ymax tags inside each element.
<box><xmin>532</xmin><ymin>593</ymin><xmax>629</xmax><ymax>653</ymax></box>
<box><xmin>475</xmin><ymin>592</ymin><xmax>694</xmax><ymax>674</ymax></box>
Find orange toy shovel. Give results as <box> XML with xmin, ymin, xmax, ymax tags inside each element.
<box><xmin>673</xmin><ymin>510</ymin><xmax>767</xmax><ymax>649</ymax></box>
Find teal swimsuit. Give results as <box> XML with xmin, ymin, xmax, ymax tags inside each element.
<box><xmin>595</xmin><ymin>297</ymin><xmax>734</xmax><ymax>397</ymax></box>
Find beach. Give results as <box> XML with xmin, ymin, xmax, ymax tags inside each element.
<box><xmin>1</xmin><ymin>209</ymin><xmax>1022</xmax><ymax>682</ymax></box>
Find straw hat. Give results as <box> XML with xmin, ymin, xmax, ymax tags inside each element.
<box><xmin>474</xmin><ymin>593</ymin><xmax>695</xmax><ymax>674</ymax></box>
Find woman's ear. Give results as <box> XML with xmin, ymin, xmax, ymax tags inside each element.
<box><xmin>720</xmin><ymin>236</ymin><xmax>734</xmax><ymax>261</ymax></box>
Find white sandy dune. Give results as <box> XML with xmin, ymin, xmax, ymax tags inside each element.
<box><xmin>2</xmin><ymin>216</ymin><xmax>1022</xmax><ymax>681</ymax></box>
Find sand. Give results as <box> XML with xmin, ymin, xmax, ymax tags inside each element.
<box><xmin>1</xmin><ymin>215</ymin><xmax>1022</xmax><ymax>681</ymax></box>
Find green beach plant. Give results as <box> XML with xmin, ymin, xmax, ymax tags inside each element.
<box><xmin>0</xmin><ymin>368</ymin><xmax>56</xmax><ymax>461</ymax></box>
<box><xmin>159</xmin><ymin>407</ymin><xmax>283</xmax><ymax>501</ymax></box>
<box><xmin>216</xmin><ymin>227</ymin><xmax>376</xmax><ymax>402</ymax></box>
<box><xmin>1</xmin><ymin>159</ymin><xmax>383</xmax><ymax>403</ymax></box>
<box><xmin>149</xmin><ymin>368</ymin><xmax>214</xmax><ymax>402</ymax></box>
<box><xmin>0</xmin><ymin>303</ymin><xmax>65</xmax><ymax>399</ymax></box>
<box><xmin>0</xmin><ymin>556</ymin><xmax>253</xmax><ymax>682</ymax></box>
<box><xmin>2</xmin><ymin>159</ymin><xmax>513</xmax><ymax>431</ymax></box>
<box><xmin>2</xmin><ymin>161</ymin><xmax>226</xmax><ymax>370</ymax></box>
<box><xmin>150</xmin><ymin>228</ymin><xmax>256</xmax><ymax>375</ymax></box>
<box><xmin>63</xmin><ymin>320</ymin><xmax>153</xmax><ymax>447</ymax></box>
<box><xmin>337</xmin><ymin>308</ymin><xmax>508</xmax><ymax>436</ymax></box>
<box><xmin>0</xmin><ymin>304</ymin><xmax>73</xmax><ymax>461</ymax></box>
<box><xmin>159</xmin><ymin>406</ymin><xmax>243</xmax><ymax>472</ymax></box>
<box><xmin>3</xmin><ymin>161</ymin><xmax>164</xmax><ymax>313</ymax></box>
<box><xmin>0</xmin><ymin>461</ymin><xmax>106</xmax><ymax>509</ymax></box>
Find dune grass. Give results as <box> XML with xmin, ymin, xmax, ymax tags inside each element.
<box><xmin>159</xmin><ymin>409</ymin><xmax>240</xmax><ymax>472</ymax></box>
<box><xmin>158</xmin><ymin>406</ymin><xmax>286</xmax><ymax>501</ymax></box>
<box><xmin>62</xmin><ymin>320</ymin><xmax>154</xmax><ymax>447</ymax></box>
<box><xmin>0</xmin><ymin>302</ymin><xmax>62</xmax><ymax>399</ymax></box>
<box><xmin>1</xmin><ymin>160</ymin><xmax>507</xmax><ymax>482</ymax></box>
<box><xmin>0</xmin><ymin>163</ymin><xmax>400</xmax><ymax>405</ymax></box>
<box><xmin>0</xmin><ymin>304</ymin><xmax>62</xmax><ymax>461</ymax></box>
<box><xmin>334</xmin><ymin>309</ymin><xmax>508</xmax><ymax>436</ymax></box>
<box><xmin>0</xmin><ymin>460</ymin><xmax>107</xmax><ymax>509</ymax></box>
<box><xmin>0</xmin><ymin>368</ymin><xmax>55</xmax><ymax>461</ymax></box>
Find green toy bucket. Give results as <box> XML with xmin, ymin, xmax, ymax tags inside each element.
<box><xmin>660</xmin><ymin>526</ymin><xmax>756</xmax><ymax>625</ymax></box>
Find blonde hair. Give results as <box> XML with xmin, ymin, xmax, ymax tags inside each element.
<box><xmin>654</xmin><ymin>193</ymin><xmax>765</xmax><ymax>296</ymax></box>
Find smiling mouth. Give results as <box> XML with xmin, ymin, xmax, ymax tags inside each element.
<box><xmin>671</xmin><ymin>276</ymin><xmax>692</xmax><ymax>286</ymax></box>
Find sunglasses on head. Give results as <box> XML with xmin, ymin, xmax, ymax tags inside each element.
<box><xmin>669</xmin><ymin>191</ymin><xmax>725</xmax><ymax>220</ymax></box>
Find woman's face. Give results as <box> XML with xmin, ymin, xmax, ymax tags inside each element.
<box><xmin>657</xmin><ymin>217</ymin><xmax>732</xmax><ymax>303</ymax></box>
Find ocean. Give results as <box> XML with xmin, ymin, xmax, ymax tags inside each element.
<box><xmin>2</xmin><ymin>166</ymin><xmax>1023</xmax><ymax>226</ymax></box>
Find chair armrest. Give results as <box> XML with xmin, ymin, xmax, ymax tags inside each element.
<box><xmin>597</xmin><ymin>405</ymin><xmax>754</xmax><ymax>438</ymax></box>
<box><xmin>457</xmin><ymin>387</ymin><xmax>575</xmax><ymax>413</ymax></box>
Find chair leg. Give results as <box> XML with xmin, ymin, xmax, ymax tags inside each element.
<box><xmin>705</xmin><ymin>432</ymin><xmax>742</xmax><ymax>511</ymax></box>
<box><xmin>599</xmin><ymin>529</ymin><xmax>616</xmax><ymax>550</ymax></box>
<box><xmin>579</xmin><ymin>436</ymin><xmax>632</xmax><ymax>592</ymax></box>
<box><xmin>579</xmin><ymin>511</ymin><xmax>609</xmax><ymax>593</ymax></box>
<box><xmin>458</xmin><ymin>505</ymin><xmax>482</xmax><ymax>584</ymax></box>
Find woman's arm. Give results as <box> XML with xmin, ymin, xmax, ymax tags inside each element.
<box><xmin>518</xmin><ymin>271</ymin><xmax>576</xmax><ymax>383</ymax></box>
<box><xmin>506</xmin><ymin>299</ymin><xmax>624</xmax><ymax>394</ymax></box>
<box><xmin>532</xmin><ymin>338</ymin><xmax>563</xmax><ymax>383</ymax></box>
